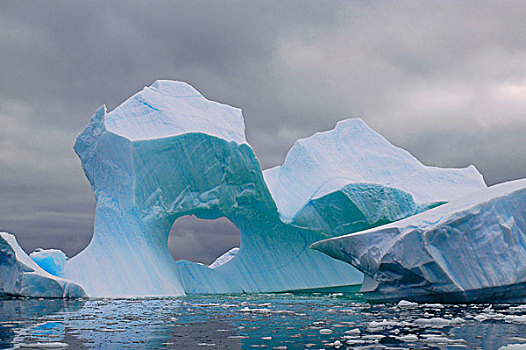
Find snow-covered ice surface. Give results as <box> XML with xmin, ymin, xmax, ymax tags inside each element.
<box><xmin>263</xmin><ymin>118</ymin><xmax>486</xmax><ymax>224</ymax></box>
<box><xmin>3</xmin><ymin>294</ymin><xmax>526</xmax><ymax>349</ymax></box>
<box><xmin>104</xmin><ymin>80</ymin><xmax>247</xmax><ymax>144</ymax></box>
<box><xmin>313</xmin><ymin>178</ymin><xmax>526</xmax><ymax>303</ymax></box>
<box><xmin>63</xmin><ymin>80</ymin><xmax>362</xmax><ymax>297</ymax></box>
<box><xmin>209</xmin><ymin>247</ymin><xmax>239</xmax><ymax>269</ymax></box>
<box><xmin>0</xmin><ymin>233</ymin><xmax>85</xmax><ymax>298</ymax></box>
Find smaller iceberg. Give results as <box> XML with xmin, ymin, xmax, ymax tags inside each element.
<box><xmin>312</xmin><ymin>179</ymin><xmax>526</xmax><ymax>303</ymax></box>
<box><xmin>30</xmin><ymin>248</ymin><xmax>67</xmax><ymax>275</ymax></box>
<box><xmin>263</xmin><ymin>118</ymin><xmax>486</xmax><ymax>225</ymax></box>
<box><xmin>0</xmin><ymin>232</ymin><xmax>86</xmax><ymax>298</ymax></box>
<box><xmin>209</xmin><ymin>247</ymin><xmax>239</xmax><ymax>269</ymax></box>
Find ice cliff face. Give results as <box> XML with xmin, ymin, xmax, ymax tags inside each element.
<box><xmin>263</xmin><ymin>119</ymin><xmax>486</xmax><ymax>226</ymax></box>
<box><xmin>312</xmin><ymin>179</ymin><xmax>526</xmax><ymax>303</ymax></box>
<box><xmin>64</xmin><ymin>80</ymin><xmax>362</xmax><ymax>297</ymax></box>
<box><xmin>0</xmin><ymin>233</ymin><xmax>85</xmax><ymax>298</ymax></box>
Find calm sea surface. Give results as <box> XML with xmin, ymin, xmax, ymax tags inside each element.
<box><xmin>1</xmin><ymin>293</ymin><xmax>525</xmax><ymax>349</ymax></box>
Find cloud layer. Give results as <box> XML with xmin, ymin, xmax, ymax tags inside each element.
<box><xmin>1</xmin><ymin>1</ymin><xmax>525</xmax><ymax>263</ymax></box>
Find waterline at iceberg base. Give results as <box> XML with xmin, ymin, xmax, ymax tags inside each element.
<box><xmin>4</xmin><ymin>79</ymin><xmax>514</xmax><ymax>300</ymax></box>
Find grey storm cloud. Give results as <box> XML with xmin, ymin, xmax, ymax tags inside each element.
<box><xmin>1</xmin><ymin>1</ymin><xmax>525</xmax><ymax>263</ymax></box>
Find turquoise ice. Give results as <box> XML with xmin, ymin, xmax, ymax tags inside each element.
<box><xmin>29</xmin><ymin>248</ymin><xmax>67</xmax><ymax>276</ymax></box>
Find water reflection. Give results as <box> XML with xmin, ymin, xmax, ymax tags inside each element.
<box><xmin>1</xmin><ymin>294</ymin><xmax>526</xmax><ymax>349</ymax></box>
<box><xmin>0</xmin><ymin>298</ymin><xmax>84</xmax><ymax>348</ymax></box>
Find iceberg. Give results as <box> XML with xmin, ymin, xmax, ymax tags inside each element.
<box><xmin>7</xmin><ymin>79</ymin><xmax>490</xmax><ymax>298</ymax></box>
<box><xmin>63</xmin><ymin>80</ymin><xmax>362</xmax><ymax>297</ymax></box>
<box><xmin>0</xmin><ymin>232</ymin><xmax>86</xmax><ymax>298</ymax></box>
<box><xmin>263</xmin><ymin>119</ymin><xmax>486</xmax><ymax>225</ymax></box>
<box><xmin>30</xmin><ymin>248</ymin><xmax>67</xmax><ymax>276</ymax></box>
<box><xmin>209</xmin><ymin>247</ymin><xmax>239</xmax><ymax>269</ymax></box>
<box><xmin>312</xmin><ymin>179</ymin><xmax>526</xmax><ymax>303</ymax></box>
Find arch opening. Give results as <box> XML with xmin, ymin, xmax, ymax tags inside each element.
<box><xmin>168</xmin><ymin>215</ymin><xmax>240</xmax><ymax>266</ymax></box>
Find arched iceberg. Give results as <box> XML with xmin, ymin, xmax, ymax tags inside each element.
<box><xmin>63</xmin><ymin>81</ymin><xmax>362</xmax><ymax>297</ymax></box>
<box><xmin>2</xmin><ymin>80</ymin><xmax>489</xmax><ymax>298</ymax></box>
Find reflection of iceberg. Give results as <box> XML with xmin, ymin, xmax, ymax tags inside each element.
<box><xmin>313</xmin><ymin>179</ymin><xmax>526</xmax><ymax>303</ymax></box>
<box><xmin>0</xmin><ymin>232</ymin><xmax>85</xmax><ymax>298</ymax></box>
<box><xmin>0</xmin><ymin>296</ymin><xmax>85</xmax><ymax>348</ymax></box>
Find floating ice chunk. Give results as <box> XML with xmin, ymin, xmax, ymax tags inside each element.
<box><xmin>499</xmin><ymin>345</ymin><xmax>526</xmax><ymax>350</ymax></box>
<box><xmin>509</xmin><ymin>305</ymin><xmax>526</xmax><ymax>313</ymax></box>
<box><xmin>368</xmin><ymin>319</ymin><xmax>410</xmax><ymax>329</ymax></box>
<box><xmin>331</xmin><ymin>340</ymin><xmax>342</xmax><ymax>348</ymax></box>
<box><xmin>421</xmin><ymin>334</ymin><xmax>464</xmax><ymax>344</ymax></box>
<box><xmin>474</xmin><ymin>313</ymin><xmax>506</xmax><ymax>322</ymax></box>
<box><xmin>396</xmin><ymin>334</ymin><xmax>418</xmax><ymax>342</ymax></box>
<box><xmin>414</xmin><ymin>317</ymin><xmax>465</xmax><ymax>327</ymax></box>
<box><xmin>397</xmin><ymin>300</ymin><xmax>418</xmax><ymax>307</ymax></box>
<box><xmin>504</xmin><ymin>315</ymin><xmax>526</xmax><ymax>324</ymax></box>
<box><xmin>239</xmin><ymin>307</ymin><xmax>271</xmax><ymax>314</ymax></box>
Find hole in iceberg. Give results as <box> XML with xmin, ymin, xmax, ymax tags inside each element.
<box><xmin>168</xmin><ymin>215</ymin><xmax>240</xmax><ymax>266</ymax></box>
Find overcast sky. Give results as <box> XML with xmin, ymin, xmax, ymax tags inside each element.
<box><xmin>1</xmin><ymin>1</ymin><xmax>525</xmax><ymax>264</ymax></box>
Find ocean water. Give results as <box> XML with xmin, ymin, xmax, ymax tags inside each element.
<box><xmin>1</xmin><ymin>293</ymin><xmax>526</xmax><ymax>349</ymax></box>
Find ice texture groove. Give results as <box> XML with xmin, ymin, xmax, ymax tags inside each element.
<box><xmin>0</xmin><ymin>232</ymin><xmax>86</xmax><ymax>298</ymax></box>
<box><xmin>312</xmin><ymin>179</ymin><xmax>526</xmax><ymax>303</ymax></box>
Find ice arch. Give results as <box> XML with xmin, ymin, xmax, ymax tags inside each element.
<box><xmin>168</xmin><ymin>216</ymin><xmax>240</xmax><ymax>265</ymax></box>
<box><xmin>62</xmin><ymin>81</ymin><xmax>362</xmax><ymax>297</ymax></box>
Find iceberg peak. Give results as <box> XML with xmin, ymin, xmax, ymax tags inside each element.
<box><xmin>102</xmin><ymin>80</ymin><xmax>247</xmax><ymax>144</ymax></box>
<box><xmin>150</xmin><ymin>80</ymin><xmax>203</xmax><ymax>97</ymax></box>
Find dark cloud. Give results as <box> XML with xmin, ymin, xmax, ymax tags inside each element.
<box><xmin>168</xmin><ymin>217</ymin><xmax>240</xmax><ymax>265</ymax></box>
<box><xmin>1</xmin><ymin>1</ymin><xmax>525</xmax><ymax>262</ymax></box>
